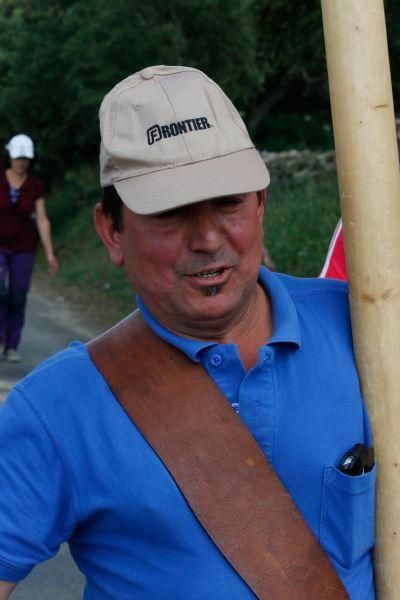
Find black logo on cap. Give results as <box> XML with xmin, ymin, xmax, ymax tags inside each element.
<box><xmin>147</xmin><ymin>117</ymin><xmax>212</xmax><ymax>145</ymax></box>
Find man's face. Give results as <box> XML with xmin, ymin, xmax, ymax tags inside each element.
<box><xmin>97</xmin><ymin>191</ymin><xmax>266</xmax><ymax>338</ymax></box>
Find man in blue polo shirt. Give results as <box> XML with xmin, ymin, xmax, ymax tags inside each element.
<box><xmin>0</xmin><ymin>66</ymin><xmax>374</xmax><ymax>599</ymax></box>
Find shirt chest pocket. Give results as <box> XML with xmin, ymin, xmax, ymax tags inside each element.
<box><xmin>320</xmin><ymin>465</ymin><xmax>376</xmax><ymax>568</ymax></box>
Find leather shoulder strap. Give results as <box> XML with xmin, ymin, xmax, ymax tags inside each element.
<box><xmin>88</xmin><ymin>312</ymin><xmax>348</xmax><ymax>599</ymax></box>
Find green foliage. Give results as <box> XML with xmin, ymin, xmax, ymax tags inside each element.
<box><xmin>260</xmin><ymin>111</ymin><xmax>333</xmax><ymax>152</ymax></box>
<box><xmin>45</xmin><ymin>176</ymin><xmax>135</xmax><ymax>311</ymax></box>
<box><xmin>51</xmin><ymin>200</ymin><xmax>134</xmax><ymax>309</ymax></box>
<box><xmin>0</xmin><ymin>0</ymin><xmax>398</xmax><ymax>184</ymax></box>
<box><xmin>247</xmin><ymin>0</ymin><xmax>329</xmax><ymax>138</ymax></box>
<box><xmin>47</xmin><ymin>165</ymin><xmax>100</xmax><ymax>235</ymax></box>
<box><xmin>0</xmin><ymin>0</ymin><xmax>265</xmax><ymax>181</ymax></box>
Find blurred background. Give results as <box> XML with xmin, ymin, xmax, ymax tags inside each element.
<box><xmin>0</xmin><ymin>0</ymin><xmax>399</xmax><ymax>320</ymax></box>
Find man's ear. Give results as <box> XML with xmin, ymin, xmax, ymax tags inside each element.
<box><xmin>94</xmin><ymin>202</ymin><xmax>124</xmax><ymax>267</ymax></box>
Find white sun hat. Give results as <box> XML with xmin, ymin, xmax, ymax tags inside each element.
<box><xmin>6</xmin><ymin>134</ymin><xmax>35</xmax><ymax>159</ymax></box>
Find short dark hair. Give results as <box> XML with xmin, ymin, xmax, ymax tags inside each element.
<box><xmin>101</xmin><ymin>185</ymin><xmax>123</xmax><ymax>231</ymax></box>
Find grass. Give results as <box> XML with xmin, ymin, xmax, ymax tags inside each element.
<box><xmin>36</xmin><ymin>205</ymin><xmax>136</xmax><ymax>326</ymax></box>
<box><xmin>265</xmin><ymin>175</ymin><xmax>340</xmax><ymax>276</ymax></box>
<box><xmin>37</xmin><ymin>170</ymin><xmax>341</xmax><ymax>323</ymax></box>
<box><xmin>36</xmin><ymin>165</ymin><xmax>136</xmax><ymax>325</ymax></box>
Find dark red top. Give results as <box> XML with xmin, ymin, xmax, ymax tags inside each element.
<box><xmin>0</xmin><ymin>170</ymin><xmax>45</xmax><ymax>252</ymax></box>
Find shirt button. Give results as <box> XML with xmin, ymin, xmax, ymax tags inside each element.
<box><xmin>264</xmin><ymin>350</ymin><xmax>273</xmax><ymax>364</ymax></box>
<box><xmin>232</xmin><ymin>402</ymin><xmax>239</xmax><ymax>413</ymax></box>
<box><xmin>210</xmin><ymin>353</ymin><xmax>222</xmax><ymax>367</ymax></box>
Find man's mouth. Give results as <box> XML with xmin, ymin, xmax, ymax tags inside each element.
<box><xmin>185</xmin><ymin>266</ymin><xmax>232</xmax><ymax>288</ymax></box>
<box><xmin>195</xmin><ymin>269</ymin><xmax>224</xmax><ymax>278</ymax></box>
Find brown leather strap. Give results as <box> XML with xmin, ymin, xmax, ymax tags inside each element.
<box><xmin>88</xmin><ymin>311</ymin><xmax>348</xmax><ymax>599</ymax></box>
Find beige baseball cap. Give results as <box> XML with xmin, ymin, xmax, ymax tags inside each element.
<box><xmin>99</xmin><ymin>65</ymin><xmax>269</xmax><ymax>215</ymax></box>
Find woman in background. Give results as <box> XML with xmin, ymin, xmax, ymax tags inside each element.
<box><xmin>0</xmin><ymin>134</ymin><xmax>58</xmax><ymax>362</ymax></box>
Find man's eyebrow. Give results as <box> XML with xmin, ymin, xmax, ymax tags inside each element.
<box><xmin>151</xmin><ymin>206</ymin><xmax>183</xmax><ymax>217</ymax></box>
<box><xmin>215</xmin><ymin>193</ymin><xmax>246</xmax><ymax>201</ymax></box>
<box><xmin>150</xmin><ymin>194</ymin><xmax>248</xmax><ymax>217</ymax></box>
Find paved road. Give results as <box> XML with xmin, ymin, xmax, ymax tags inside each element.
<box><xmin>0</xmin><ymin>285</ymin><xmax>94</xmax><ymax>598</ymax></box>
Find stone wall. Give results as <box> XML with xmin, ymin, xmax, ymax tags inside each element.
<box><xmin>260</xmin><ymin>149</ymin><xmax>336</xmax><ymax>182</ymax></box>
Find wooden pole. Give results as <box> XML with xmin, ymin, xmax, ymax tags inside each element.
<box><xmin>321</xmin><ymin>1</ymin><xmax>400</xmax><ymax>596</ymax></box>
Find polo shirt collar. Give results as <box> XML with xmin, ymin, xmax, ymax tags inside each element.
<box><xmin>137</xmin><ymin>266</ymin><xmax>301</xmax><ymax>362</ymax></box>
<box><xmin>258</xmin><ymin>267</ymin><xmax>301</xmax><ymax>347</ymax></box>
<box><xmin>136</xmin><ymin>296</ymin><xmax>213</xmax><ymax>362</ymax></box>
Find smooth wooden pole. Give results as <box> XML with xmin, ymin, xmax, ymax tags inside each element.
<box><xmin>321</xmin><ymin>1</ymin><xmax>400</xmax><ymax>596</ymax></box>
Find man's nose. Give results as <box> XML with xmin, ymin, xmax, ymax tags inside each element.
<box><xmin>187</xmin><ymin>203</ymin><xmax>224</xmax><ymax>252</ymax></box>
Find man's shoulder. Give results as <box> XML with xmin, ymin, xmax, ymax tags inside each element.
<box><xmin>14</xmin><ymin>341</ymin><xmax>98</xmax><ymax>404</ymax></box>
<box><xmin>275</xmin><ymin>272</ymin><xmax>348</xmax><ymax>299</ymax></box>
<box><xmin>273</xmin><ymin>273</ymin><xmax>351</xmax><ymax>327</ymax></box>
<box><xmin>270</xmin><ymin>273</ymin><xmax>353</xmax><ymax>349</ymax></box>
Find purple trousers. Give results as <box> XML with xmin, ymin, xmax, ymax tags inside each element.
<box><xmin>0</xmin><ymin>248</ymin><xmax>35</xmax><ymax>350</ymax></box>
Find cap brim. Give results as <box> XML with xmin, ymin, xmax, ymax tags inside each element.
<box><xmin>114</xmin><ymin>148</ymin><xmax>270</xmax><ymax>215</ymax></box>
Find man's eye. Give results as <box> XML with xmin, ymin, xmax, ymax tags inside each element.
<box><xmin>218</xmin><ymin>198</ymin><xmax>242</xmax><ymax>208</ymax></box>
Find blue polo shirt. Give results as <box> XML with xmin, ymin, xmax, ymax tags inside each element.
<box><xmin>0</xmin><ymin>268</ymin><xmax>375</xmax><ymax>598</ymax></box>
